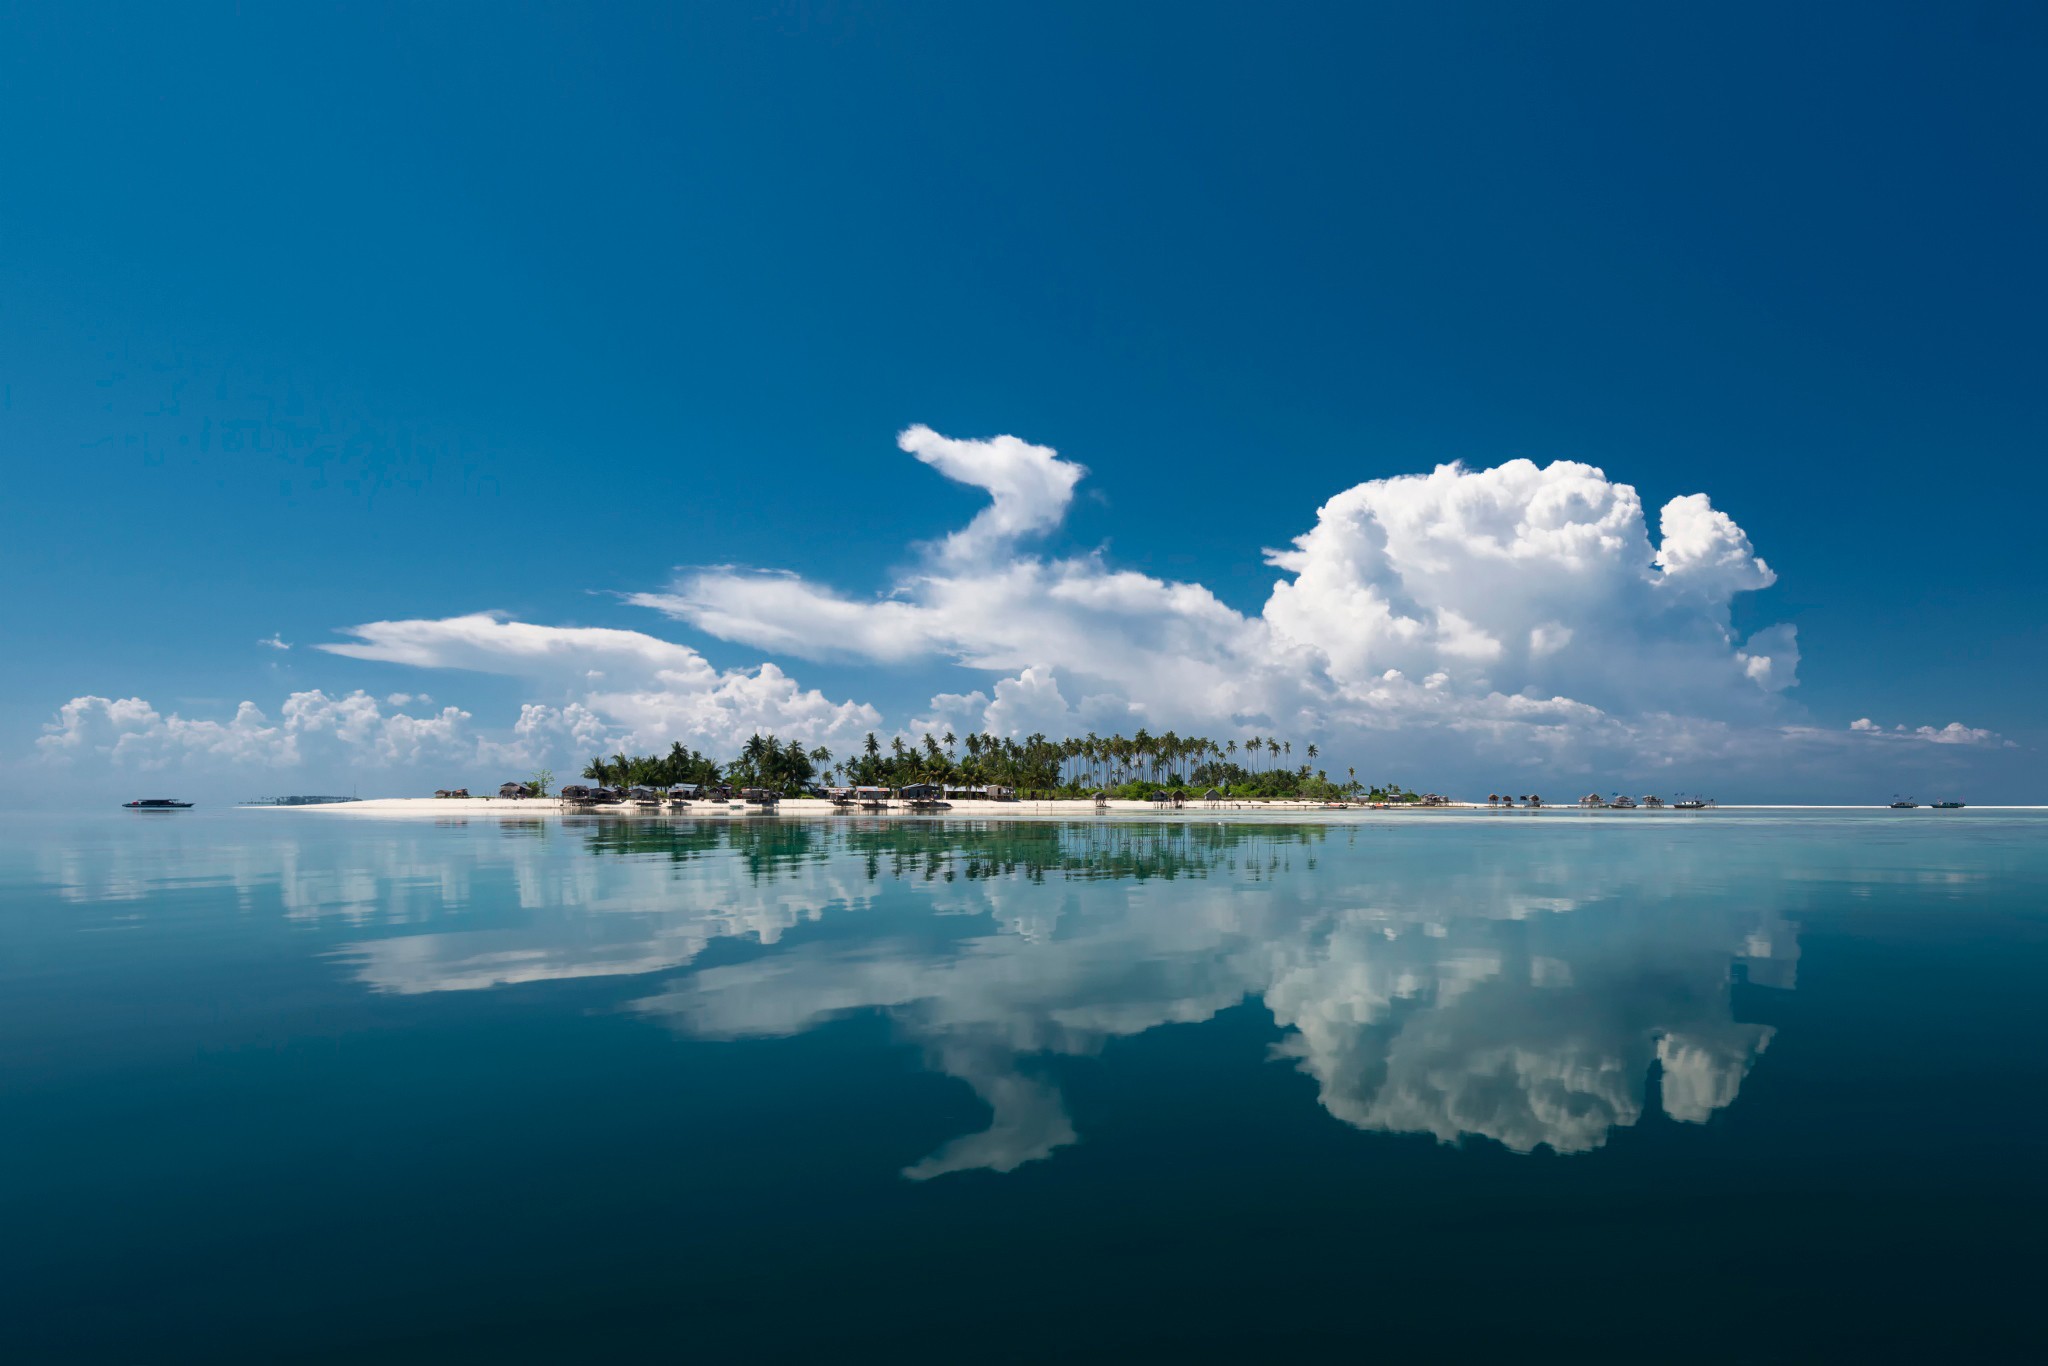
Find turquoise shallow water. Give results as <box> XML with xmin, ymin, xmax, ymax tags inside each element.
<box><xmin>4</xmin><ymin>808</ymin><xmax>2047</xmax><ymax>1360</ymax></box>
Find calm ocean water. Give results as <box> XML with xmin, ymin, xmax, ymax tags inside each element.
<box><xmin>4</xmin><ymin>808</ymin><xmax>2046</xmax><ymax>1361</ymax></box>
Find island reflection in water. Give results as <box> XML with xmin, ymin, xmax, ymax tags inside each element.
<box><xmin>180</xmin><ymin>816</ymin><xmax>1797</xmax><ymax>1177</ymax></box>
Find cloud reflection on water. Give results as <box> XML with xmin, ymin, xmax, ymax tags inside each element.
<box><xmin>42</xmin><ymin>816</ymin><xmax>1801</xmax><ymax>1173</ymax></box>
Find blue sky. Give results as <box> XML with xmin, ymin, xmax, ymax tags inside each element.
<box><xmin>5</xmin><ymin>2</ymin><xmax>2042</xmax><ymax>802</ymax></box>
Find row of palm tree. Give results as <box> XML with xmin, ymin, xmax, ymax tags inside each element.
<box><xmin>580</xmin><ymin>742</ymin><xmax>723</xmax><ymax>791</ymax></box>
<box><xmin>1048</xmin><ymin>731</ymin><xmax>1321</xmax><ymax>788</ymax></box>
<box><xmin>580</xmin><ymin>730</ymin><xmax>1417</xmax><ymax>802</ymax></box>
<box><xmin>839</xmin><ymin>730</ymin><xmax>1070</xmax><ymax>792</ymax></box>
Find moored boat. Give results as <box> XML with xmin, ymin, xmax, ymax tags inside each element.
<box><xmin>1889</xmin><ymin>798</ymin><xmax>1919</xmax><ymax>809</ymax></box>
<box><xmin>123</xmin><ymin>798</ymin><xmax>193</xmax><ymax>810</ymax></box>
<box><xmin>1931</xmin><ymin>800</ymin><xmax>1964</xmax><ymax>810</ymax></box>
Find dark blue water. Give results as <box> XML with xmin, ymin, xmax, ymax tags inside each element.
<box><xmin>4</xmin><ymin>808</ymin><xmax>2046</xmax><ymax>1361</ymax></box>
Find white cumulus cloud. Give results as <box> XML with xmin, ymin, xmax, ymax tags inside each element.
<box><xmin>636</xmin><ymin>431</ymin><xmax>1810</xmax><ymax>778</ymax></box>
<box><xmin>37</xmin><ymin>691</ymin><xmax>474</xmax><ymax>770</ymax></box>
<box><xmin>30</xmin><ymin>426</ymin><xmax>2017</xmax><ymax>793</ymax></box>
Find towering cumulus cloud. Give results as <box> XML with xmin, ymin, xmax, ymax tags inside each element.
<box><xmin>1262</xmin><ymin>457</ymin><xmax>1789</xmax><ymax>717</ymax></box>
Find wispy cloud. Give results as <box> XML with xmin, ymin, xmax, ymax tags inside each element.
<box><xmin>1843</xmin><ymin>717</ymin><xmax>2010</xmax><ymax>747</ymax></box>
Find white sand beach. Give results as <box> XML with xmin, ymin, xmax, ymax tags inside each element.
<box><xmin>267</xmin><ymin>796</ymin><xmax>1492</xmax><ymax>819</ymax></box>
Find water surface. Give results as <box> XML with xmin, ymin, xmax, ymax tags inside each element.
<box><xmin>4</xmin><ymin>809</ymin><xmax>2045</xmax><ymax>1360</ymax></box>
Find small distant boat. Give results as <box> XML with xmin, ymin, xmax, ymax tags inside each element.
<box><xmin>1932</xmin><ymin>800</ymin><xmax>1965</xmax><ymax>810</ymax></box>
<box><xmin>1609</xmin><ymin>795</ymin><xmax>1637</xmax><ymax>810</ymax></box>
<box><xmin>123</xmin><ymin>798</ymin><xmax>192</xmax><ymax>810</ymax></box>
<box><xmin>1673</xmin><ymin>797</ymin><xmax>1714</xmax><ymax>810</ymax></box>
<box><xmin>1889</xmin><ymin>797</ymin><xmax>1919</xmax><ymax>809</ymax></box>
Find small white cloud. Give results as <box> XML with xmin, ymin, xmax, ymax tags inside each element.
<box><xmin>258</xmin><ymin>633</ymin><xmax>291</xmax><ymax>651</ymax></box>
<box><xmin>1842</xmin><ymin>717</ymin><xmax>2006</xmax><ymax>747</ymax></box>
<box><xmin>897</xmin><ymin>423</ymin><xmax>1086</xmax><ymax>565</ymax></box>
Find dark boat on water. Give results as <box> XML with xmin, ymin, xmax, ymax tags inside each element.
<box><xmin>1889</xmin><ymin>798</ymin><xmax>1919</xmax><ymax>809</ymax></box>
<box><xmin>1932</xmin><ymin>800</ymin><xmax>1965</xmax><ymax>810</ymax></box>
<box><xmin>123</xmin><ymin>798</ymin><xmax>193</xmax><ymax>810</ymax></box>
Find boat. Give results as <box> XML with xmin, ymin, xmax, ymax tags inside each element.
<box><xmin>1609</xmin><ymin>795</ymin><xmax>1637</xmax><ymax>810</ymax></box>
<box><xmin>1673</xmin><ymin>797</ymin><xmax>1715</xmax><ymax>810</ymax></box>
<box><xmin>123</xmin><ymin>798</ymin><xmax>192</xmax><ymax>810</ymax></box>
<box><xmin>1889</xmin><ymin>798</ymin><xmax>1919</xmax><ymax>810</ymax></box>
<box><xmin>1932</xmin><ymin>800</ymin><xmax>1965</xmax><ymax>810</ymax></box>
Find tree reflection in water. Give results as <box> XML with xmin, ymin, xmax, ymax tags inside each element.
<box><xmin>573</xmin><ymin>815</ymin><xmax>1325</xmax><ymax>886</ymax></box>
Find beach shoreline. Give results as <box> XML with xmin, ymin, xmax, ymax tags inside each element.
<box><xmin>243</xmin><ymin>798</ymin><xmax>2033</xmax><ymax>820</ymax></box>
<box><xmin>254</xmin><ymin>795</ymin><xmax>1472</xmax><ymax>819</ymax></box>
